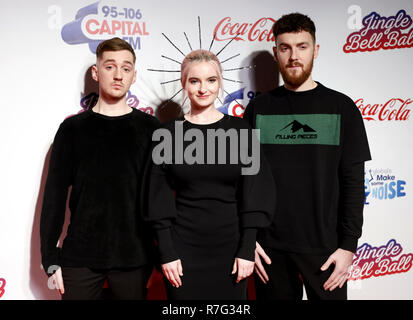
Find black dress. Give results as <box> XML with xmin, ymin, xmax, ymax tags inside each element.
<box><xmin>144</xmin><ymin>114</ymin><xmax>275</xmax><ymax>299</ymax></box>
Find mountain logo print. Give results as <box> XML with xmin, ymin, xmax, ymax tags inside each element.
<box><xmin>280</xmin><ymin>120</ymin><xmax>316</xmax><ymax>133</ymax></box>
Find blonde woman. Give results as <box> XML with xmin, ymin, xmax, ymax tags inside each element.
<box><xmin>145</xmin><ymin>50</ymin><xmax>275</xmax><ymax>299</ymax></box>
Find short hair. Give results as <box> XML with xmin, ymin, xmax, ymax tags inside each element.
<box><xmin>181</xmin><ymin>50</ymin><xmax>223</xmax><ymax>90</ymax></box>
<box><xmin>95</xmin><ymin>37</ymin><xmax>136</xmax><ymax>64</ymax></box>
<box><xmin>273</xmin><ymin>13</ymin><xmax>316</xmax><ymax>44</ymax></box>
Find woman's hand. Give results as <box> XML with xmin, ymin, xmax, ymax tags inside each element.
<box><xmin>232</xmin><ymin>257</ymin><xmax>254</xmax><ymax>283</ymax></box>
<box><xmin>161</xmin><ymin>259</ymin><xmax>183</xmax><ymax>288</ymax></box>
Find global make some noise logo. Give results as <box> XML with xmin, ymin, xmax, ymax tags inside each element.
<box><xmin>364</xmin><ymin>168</ymin><xmax>406</xmax><ymax>205</ymax></box>
<box><xmin>344</xmin><ymin>9</ymin><xmax>413</xmax><ymax>53</ymax></box>
<box><xmin>61</xmin><ymin>1</ymin><xmax>149</xmax><ymax>53</ymax></box>
<box><xmin>349</xmin><ymin>239</ymin><xmax>413</xmax><ymax>281</ymax></box>
<box><xmin>356</xmin><ymin>98</ymin><xmax>411</xmax><ymax>121</ymax></box>
<box><xmin>214</xmin><ymin>17</ymin><xmax>275</xmax><ymax>42</ymax></box>
<box><xmin>0</xmin><ymin>278</ymin><xmax>5</xmax><ymax>299</ymax></box>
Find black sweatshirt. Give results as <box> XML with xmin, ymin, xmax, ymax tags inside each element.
<box><xmin>243</xmin><ymin>82</ymin><xmax>371</xmax><ymax>254</ymax></box>
<box><xmin>40</xmin><ymin>108</ymin><xmax>159</xmax><ymax>275</ymax></box>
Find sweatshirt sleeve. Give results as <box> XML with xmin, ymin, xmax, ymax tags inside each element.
<box><xmin>337</xmin><ymin>98</ymin><xmax>371</xmax><ymax>252</ymax></box>
<box><xmin>40</xmin><ymin>121</ymin><xmax>73</xmax><ymax>275</ymax></box>
<box><xmin>236</xmin><ymin>126</ymin><xmax>276</xmax><ymax>261</ymax></box>
<box><xmin>242</xmin><ymin>99</ymin><xmax>255</xmax><ymax>128</ymax></box>
<box><xmin>142</xmin><ymin>139</ymin><xmax>179</xmax><ymax>264</ymax></box>
<box><xmin>337</xmin><ymin>161</ymin><xmax>365</xmax><ymax>253</ymax></box>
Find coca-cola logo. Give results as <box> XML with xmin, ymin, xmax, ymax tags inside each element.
<box><xmin>0</xmin><ymin>278</ymin><xmax>5</xmax><ymax>299</ymax></box>
<box><xmin>349</xmin><ymin>239</ymin><xmax>413</xmax><ymax>281</ymax></box>
<box><xmin>214</xmin><ymin>17</ymin><xmax>275</xmax><ymax>42</ymax></box>
<box><xmin>343</xmin><ymin>9</ymin><xmax>413</xmax><ymax>53</ymax></box>
<box><xmin>355</xmin><ymin>98</ymin><xmax>411</xmax><ymax>121</ymax></box>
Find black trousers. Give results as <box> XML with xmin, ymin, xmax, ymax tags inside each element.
<box><xmin>61</xmin><ymin>265</ymin><xmax>152</xmax><ymax>300</ymax></box>
<box><xmin>255</xmin><ymin>248</ymin><xmax>347</xmax><ymax>300</ymax></box>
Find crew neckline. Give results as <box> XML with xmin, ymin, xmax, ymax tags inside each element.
<box><xmin>88</xmin><ymin>107</ymin><xmax>135</xmax><ymax>120</ymax></box>
<box><xmin>281</xmin><ymin>81</ymin><xmax>322</xmax><ymax>95</ymax></box>
<box><xmin>182</xmin><ymin>113</ymin><xmax>227</xmax><ymax>126</ymax></box>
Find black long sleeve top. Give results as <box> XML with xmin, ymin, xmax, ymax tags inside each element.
<box><xmin>40</xmin><ymin>108</ymin><xmax>159</xmax><ymax>275</ymax></box>
<box><xmin>243</xmin><ymin>82</ymin><xmax>371</xmax><ymax>254</ymax></box>
<box><xmin>142</xmin><ymin>114</ymin><xmax>276</xmax><ymax>263</ymax></box>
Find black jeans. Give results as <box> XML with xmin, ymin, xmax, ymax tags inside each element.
<box><xmin>61</xmin><ymin>265</ymin><xmax>152</xmax><ymax>300</ymax></box>
<box><xmin>255</xmin><ymin>248</ymin><xmax>347</xmax><ymax>300</ymax></box>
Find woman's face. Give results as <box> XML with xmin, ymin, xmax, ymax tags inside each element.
<box><xmin>184</xmin><ymin>61</ymin><xmax>220</xmax><ymax>110</ymax></box>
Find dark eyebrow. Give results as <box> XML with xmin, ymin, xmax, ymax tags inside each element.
<box><xmin>278</xmin><ymin>41</ymin><xmax>310</xmax><ymax>47</ymax></box>
<box><xmin>102</xmin><ymin>59</ymin><xmax>134</xmax><ymax>66</ymax></box>
<box><xmin>277</xmin><ymin>42</ymin><xmax>290</xmax><ymax>47</ymax></box>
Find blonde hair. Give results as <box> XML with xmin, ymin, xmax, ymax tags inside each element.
<box><xmin>180</xmin><ymin>50</ymin><xmax>223</xmax><ymax>92</ymax></box>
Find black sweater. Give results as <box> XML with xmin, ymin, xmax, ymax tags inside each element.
<box><xmin>243</xmin><ymin>83</ymin><xmax>371</xmax><ymax>254</ymax></box>
<box><xmin>40</xmin><ymin>108</ymin><xmax>159</xmax><ymax>275</ymax></box>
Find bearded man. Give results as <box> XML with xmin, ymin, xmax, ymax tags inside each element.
<box><xmin>243</xmin><ymin>13</ymin><xmax>371</xmax><ymax>300</ymax></box>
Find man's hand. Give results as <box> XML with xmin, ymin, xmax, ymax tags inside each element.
<box><xmin>254</xmin><ymin>241</ymin><xmax>272</xmax><ymax>283</ymax></box>
<box><xmin>321</xmin><ymin>248</ymin><xmax>354</xmax><ymax>291</ymax></box>
<box><xmin>48</xmin><ymin>267</ymin><xmax>65</xmax><ymax>295</ymax></box>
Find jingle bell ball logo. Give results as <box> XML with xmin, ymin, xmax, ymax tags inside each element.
<box><xmin>364</xmin><ymin>168</ymin><xmax>406</xmax><ymax>205</ymax></box>
<box><xmin>343</xmin><ymin>9</ymin><xmax>413</xmax><ymax>53</ymax></box>
<box><xmin>349</xmin><ymin>239</ymin><xmax>413</xmax><ymax>281</ymax></box>
<box><xmin>61</xmin><ymin>1</ymin><xmax>149</xmax><ymax>53</ymax></box>
<box><xmin>0</xmin><ymin>278</ymin><xmax>6</xmax><ymax>299</ymax></box>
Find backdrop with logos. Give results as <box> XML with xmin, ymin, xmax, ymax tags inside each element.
<box><xmin>0</xmin><ymin>0</ymin><xmax>412</xmax><ymax>300</ymax></box>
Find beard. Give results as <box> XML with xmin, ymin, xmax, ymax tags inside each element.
<box><xmin>278</xmin><ymin>58</ymin><xmax>314</xmax><ymax>89</ymax></box>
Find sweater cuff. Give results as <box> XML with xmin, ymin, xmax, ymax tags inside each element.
<box><xmin>339</xmin><ymin>235</ymin><xmax>358</xmax><ymax>253</ymax></box>
<box><xmin>236</xmin><ymin>228</ymin><xmax>257</xmax><ymax>262</ymax></box>
<box><xmin>42</xmin><ymin>249</ymin><xmax>61</xmax><ymax>277</ymax></box>
<box><xmin>156</xmin><ymin>228</ymin><xmax>179</xmax><ymax>264</ymax></box>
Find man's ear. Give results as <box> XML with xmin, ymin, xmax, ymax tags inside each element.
<box><xmin>91</xmin><ymin>64</ymin><xmax>98</xmax><ymax>82</ymax></box>
<box><xmin>132</xmin><ymin>69</ymin><xmax>137</xmax><ymax>84</ymax></box>
<box><xmin>314</xmin><ymin>43</ymin><xmax>320</xmax><ymax>59</ymax></box>
<box><xmin>272</xmin><ymin>46</ymin><xmax>278</xmax><ymax>63</ymax></box>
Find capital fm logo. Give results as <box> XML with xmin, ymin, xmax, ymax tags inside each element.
<box><xmin>364</xmin><ymin>168</ymin><xmax>406</xmax><ymax>205</ymax></box>
<box><xmin>61</xmin><ymin>1</ymin><xmax>154</xmax><ymax>115</ymax></box>
<box><xmin>217</xmin><ymin>88</ymin><xmax>246</xmax><ymax>118</ymax></box>
<box><xmin>217</xmin><ymin>89</ymin><xmax>264</xmax><ymax>118</ymax></box>
<box><xmin>61</xmin><ymin>1</ymin><xmax>149</xmax><ymax>53</ymax></box>
<box><xmin>344</xmin><ymin>9</ymin><xmax>413</xmax><ymax>53</ymax></box>
<box><xmin>349</xmin><ymin>239</ymin><xmax>413</xmax><ymax>281</ymax></box>
<box><xmin>0</xmin><ymin>278</ymin><xmax>6</xmax><ymax>299</ymax></box>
